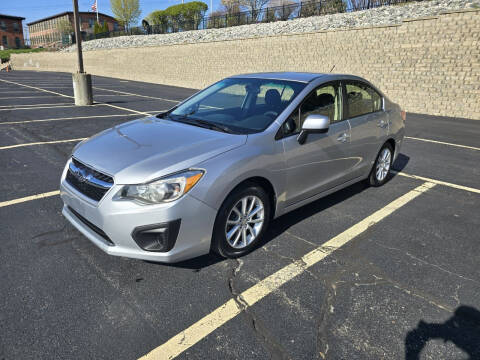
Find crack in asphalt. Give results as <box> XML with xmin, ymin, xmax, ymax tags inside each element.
<box><xmin>31</xmin><ymin>225</ymin><xmax>75</xmax><ymax>248</ymax></box>
<box><xmin>375</xmin><ymin>242</ymin><xmax>480</xmax><ymax>285</ymax></box>
<box><xmin>316</xmin><ymin>271</ymin><xmax>348</xmax><ymax>360</ymax></box>
<box><xmin>227</xmin><ymin>258</ymin><xmax>292</xmax><ymax>360</ymax></box>
<box><xmin>31</xmin><ymin>225</ymin><xmax>66</xmax><ymax>240</ymax></box>
<box><xmin>70</xmin><ymin>239</ymin><xmax>162</xmax><ymax>337</ymax></box>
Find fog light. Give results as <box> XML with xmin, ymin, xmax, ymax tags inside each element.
<box><xmin>131</xmin><ymin>220</ymin><xmax>181</xmax><ymax>252</ymax></box>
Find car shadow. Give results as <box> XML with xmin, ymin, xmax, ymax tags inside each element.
<box><xmin>392</xmin><ymin>153</ymin><xmax>410</xmax><ymax>172</ymax></box>
<box><xmin>153</xmin><ymin>152</ymin><xmax>410</xmax><ymax>270</ymax></box>
<box><xmin>405</xmin><ymin>305</ymin><xmax>480</xmax><ymax>359</ymax></box>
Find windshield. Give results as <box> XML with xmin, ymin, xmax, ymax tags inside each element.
<box><xmin>163</xmin><ymin>78</ymin><xmax>306</xmax><ymax>134</ymax></box>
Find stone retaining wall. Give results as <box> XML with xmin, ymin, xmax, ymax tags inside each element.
<box><xmin>11</xmin><ymin>9</ymin><xmax>480</xmax><ymax>119</ymax></box>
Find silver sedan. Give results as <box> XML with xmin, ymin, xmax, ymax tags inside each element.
<box><xmin>60</xmin><ymin>72</ymin><xmax>405</xmax><ymax>262</ymax></box>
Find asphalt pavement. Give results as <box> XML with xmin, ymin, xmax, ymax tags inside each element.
<box><xmin>0</xmin><ymin>71</ymin><xmax>479</xmax><ymax>360</ymax></box>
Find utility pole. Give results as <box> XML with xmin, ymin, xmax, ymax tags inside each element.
<box><xmin>72</xmin><ymin>0</ymin><xmax>93</xmax><ymax>105</ymax></box>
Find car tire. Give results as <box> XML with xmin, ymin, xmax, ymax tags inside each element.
<box><xmin>212</xmin><ymin>183</ymin><xmax>271</xmax><ymax>258</ymax></box>
<box><xmin>368</xmin><ymin>142</ymin><xmax>394</xmax><ymax>187</ymax></box>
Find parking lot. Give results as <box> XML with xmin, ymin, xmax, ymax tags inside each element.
<box><xmin>0</xmin><ymin>70</ymin><xmax>479</xmax><ymax>359</ymax></box>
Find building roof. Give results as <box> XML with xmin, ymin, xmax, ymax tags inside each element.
<box><xmin>0</xmin><ymin>14</ymin><xmax>26</xmax><ymax>21</ymax></box>
<box><xmin>27</xmin><ymin>11</ymin><xmax>116</xmax><ymax>26</ymax></box>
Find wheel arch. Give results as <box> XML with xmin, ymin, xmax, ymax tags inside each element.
<box><xmin>223</xmin><ymin>176</ymin><xmax>277</xmax><ymax>219</ymax></box>
<box><xmin>385</xmin><ymin>138</ymin><xmax>396</xmax><ymax>153</ymax></box>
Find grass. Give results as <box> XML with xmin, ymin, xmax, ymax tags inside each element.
<box><xmin>0</xmin><ymin>48</ymin><xmax>46</xmax><ymax>63</ymax></box>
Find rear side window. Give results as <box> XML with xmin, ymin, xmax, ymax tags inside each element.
<box><xmin>345</xmin><ymin>82</ymin><xmax>382</xmax><ymax>118</ymax></box>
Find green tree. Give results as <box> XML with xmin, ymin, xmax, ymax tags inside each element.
<box><xmin>145</xmin><ymin>2</ymin><xmax>208</xmax><ymax>32</ymax></box>
<box><xmin>93</xmin><ymin>22</ymin><xmax>101</xmax><ymax>34</ymax></box>
<box><xmin>57</xmin><ymin>18</ymin><xmax>73</xmax><ymax>35</ymax></box>
<box><xmin>110</xmin><ymin>0</ymin><xmax>141</xmax><ymax>30</ymax></box>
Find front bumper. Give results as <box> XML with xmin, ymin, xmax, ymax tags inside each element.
<box><xmin>60</xmin><ymin>173</ymin><xmax>217</xmax><ymax>263</ymax></box>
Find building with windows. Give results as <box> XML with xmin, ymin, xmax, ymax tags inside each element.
<box><xmin>28</xmin><ymin>12</ymin><xmax>121</xmax><ymax>48</ymax></box>
<box><xmin>0</xmin><ymin>14</ymin><xmax>25</xmax><ymax>49</ymax></box>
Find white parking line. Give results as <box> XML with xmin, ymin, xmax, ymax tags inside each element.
<box><xmin>0</xmin><ymin>102</ymin><xmax>74</xmax><ymax>108</ymax></box>
<box><xmin>0</xmin><ymin>190</ymin><xmax>60</xmax><ymax>208</ymax></box>
<box><xmin>139</xmin><ymin>182</ymin><xmax>436</xmax><ymax>360</ymax></box>
<box><xmin>93</xmin><ymin>86</ymin><xmax>181</xmax><ymax>103</ymax></box>
<box><xmin>0</xmin><ymin>104</ymin><xmax>95</xmax><ymax>111</ymax></box>
<box><xmin>0</xmin><ymin>95</ymin><xmax>79</xmax><ymax>99</ymax></box>
<box><xmin>0</xmin><ymin>91</ymin><xmax>45</xmax><ymax>94</ymax></box>
<box><xmin>0</xmin><ymin>113</ymin><xmax>143</xmax><ymax>125</ymax></box>
<box><xmin>94</xmin><ymin>94</ymin><xmax>133</xmax><ymax>97</ymax></box>
<box><xmin>395</xmin><ymin>171</ymin><xmax>480</xmax><ymax>194</ymax></box>
<box><xmin>405</xmin><ymin>136</ymin><xmax>480</xmax><ymax>151</ymax></box>
<box><xmin>0</xmin><ymin>95</ymin><xmax>60</xmax><ymax>99</ymax></box>
<box><xmin>0</xmin><ymin>138</ymin><xmax>86</xmax><ymax>150</ymax></box>
<box><xmin>0</xmin><ymin>78</ymin><xmax>152</xmax><ymax>116</ymax></box>
<box><xmin>0</xmin><ymin>79</ymin><xmax>71</xmax><ymax>98</ymax></box>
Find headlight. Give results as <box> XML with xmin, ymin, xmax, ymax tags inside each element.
<box><xmin>116</xmin><ymin>169</ymin><xmax>204</xmax><ymax>204</ymax></box>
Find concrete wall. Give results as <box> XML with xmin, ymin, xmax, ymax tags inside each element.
<box><xmin>11</xmin><ymin>9</ymin><xmax>480</xmax><ymax>119</ymax></box>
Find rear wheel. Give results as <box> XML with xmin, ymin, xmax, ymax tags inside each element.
<box><xmin>212</xmin><ymin>184</ymin><xmax>270</xmax><ymax>258</ymax></box>
<box><xmin>368</xmin><ymin>143</ymin><xmax>393</xmax><ymax>187</ymax></box>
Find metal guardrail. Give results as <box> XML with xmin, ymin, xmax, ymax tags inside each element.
<box><xmin>86</xmin><ymin>0</ymin><xmax>421</xmax><ymax>41</ymax></box>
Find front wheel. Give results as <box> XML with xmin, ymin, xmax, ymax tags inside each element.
<box><xmin>368</xmin><ymin>143</ymin><xmax>393</xmax><ymax>187</ymax></box>
<box><xmin>212</xmin><ymin>184</ymin><xmax>271</xmax><ymax>258</ymax></box>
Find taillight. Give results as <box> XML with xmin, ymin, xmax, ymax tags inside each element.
<box><xmin>400</xmin><ymin>110</ymin><xmax>406</xmax><ymax>122</ymax></box>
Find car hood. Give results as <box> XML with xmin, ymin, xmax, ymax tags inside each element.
<box><xmin>73</xmin><ymin>117</ymin><xmax>247</xmax><ymax>184</ymax></box>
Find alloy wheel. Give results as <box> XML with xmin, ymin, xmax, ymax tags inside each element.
<box><xmin>225</xmin><ymin>195</ymin><xmax>265</xmax><ymax>249</ymax></box>
<box><xmin>376</xmin><ymin>147</ymin><xmax>392</xmax><ymax>181</ymax></box>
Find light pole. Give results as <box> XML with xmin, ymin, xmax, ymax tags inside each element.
<box><xmin>72</xmin><ymin>0</ymin><xmax>93</xmax><ymax>105</ymax></box>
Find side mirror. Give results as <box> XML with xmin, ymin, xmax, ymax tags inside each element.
<box><xmin>297</xmin><ymin>114</ymin><xmax>330</xmax><ymax>144</ymax></box>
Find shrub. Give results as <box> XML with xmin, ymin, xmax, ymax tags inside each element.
<box><xmin>94</xmin><ymin>22</ymin><xmax>100</xmax><ymax>34</ymax></box>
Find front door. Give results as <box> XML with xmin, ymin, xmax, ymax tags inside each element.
<box><xmin>280</xmin><ymin>82</ymin><xmax>357</xmax><ymax>207</ymax></box>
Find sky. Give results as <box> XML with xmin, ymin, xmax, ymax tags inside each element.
<box><xmin>1</xmin><ymin>0</ymin><xmax>221</xmax><ymax>29</ymax></box>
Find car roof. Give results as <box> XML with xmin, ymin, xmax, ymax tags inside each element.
<box><xmin>228</xmin><ymin>72</ymin><xmax>368</xmax><ymax>84</ymax></box>
<box><xmin>229</xmin><ymin>72</ymin><xmax>327</xmax><ymax>83</ymax></box>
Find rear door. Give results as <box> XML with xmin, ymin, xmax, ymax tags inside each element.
<box><xmin>280</xmin><ymin>82</ymin><xmax>357</xmax><ymax>207</ymax></box>
<box><xmin>343</xmin><ymin>81</ymin><xmax>388</xmax><ymax>178</ymax></box>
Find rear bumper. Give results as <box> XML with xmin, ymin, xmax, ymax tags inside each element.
<box><xmin>60</xmin><ymin>176</ymin><xmax>217</xmax><ymax>263</ymax></box>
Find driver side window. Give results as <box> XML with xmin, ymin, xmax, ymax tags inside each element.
<box><xmin>285</xmin><ymin>83</ymin><xmax>342</xmax><ymax>136</ymax></box>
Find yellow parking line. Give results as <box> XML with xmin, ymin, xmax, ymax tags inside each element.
<box><xmin>0</xmin><ymin>190</ymin><xmax>60</xmax><ymax>208</ymax></box>
<box><xmin>0</xmin><ymin>138</ymin><xmax>86</xmax><ymax>150</ymax></box>
<box><xmin>0</xmin><ymin>113</ymin><xmax>143</xmax><ymax>125</ymax></box>
<box><xmin>139</xmin><ymin>182</ymin><xmax>436</xmax><ymax>360</ymax></box>
<box><xmin>405</xmin><ymin>136</ymin><xmax>480</xmax><ymax>151</ymax></box>
<box><xmin>395</xmin><ymin>171</ymin><xmax>480</xmax><ymax>194</ymax></box>
<box><xmin>93</xmin><ymin>86</ymin><xmax>181</xmax><ymax>103</ymax></box>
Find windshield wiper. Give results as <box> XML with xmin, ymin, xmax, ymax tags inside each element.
<box><xmin>169</xmin><ymin>115</ymin><xmax>234</xmax><ymax>134</ymax></box>
<box><xmin>190</xmin><ymin>118</ymin><xmax>234</xmax><ymax>134</ymax></box>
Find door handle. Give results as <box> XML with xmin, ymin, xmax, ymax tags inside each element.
<box><xmin>337</xmin><ymin>133</ymin><xmax>349</xmax><ymax>142</ymax></box>
<box><xmin>378</xmin><ymin>119</ymin><xmax>388</xmax><ymax>128</ymax></box>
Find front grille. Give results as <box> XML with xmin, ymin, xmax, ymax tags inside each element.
<box><xmin>71</xmin><ymin>158</ymin><xmax>113</xmax><ymax>184</ymax></box>
<box><xmin>68</xmin><ymin>206</ymin><xmax>114</xmax><ymax>245</ymax></box>
<box><xmin>66</xmin><ymin>158</ymin><xmax>113</xmax><ymax>202</ymax></box>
